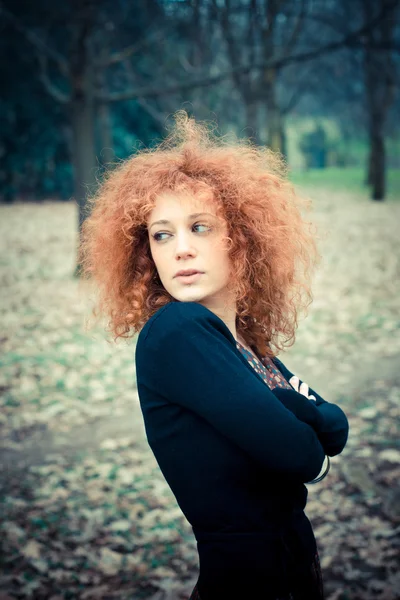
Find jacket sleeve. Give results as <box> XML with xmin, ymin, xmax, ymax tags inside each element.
<box><xmin>135</xmin><ymin>302</ymin><xmax>326</xmax><ymax>483</ymax></box>
<box><xmin>271</xmin><ymin>358</ymin><xmax>349</xmax><ymax>457</ymax></box>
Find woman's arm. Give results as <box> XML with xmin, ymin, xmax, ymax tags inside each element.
<box><xmin>135</xmin><ymin>301</ymin><xmax>326</xmax><ymax>483</ymax></box>
<box><xmin>271</xmin><ymin>357</ymin><xmax>349</xmax><ymax>457</ymax></box>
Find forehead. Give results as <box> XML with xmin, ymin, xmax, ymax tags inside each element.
<box><xmin>148</xmin><ymin>190</ymin><xmax>218</xmax><ymax>219</ymax></box>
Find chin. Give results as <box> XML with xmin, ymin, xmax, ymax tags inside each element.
<box><xmin>172</xmin><ymin>288</ymin><xmax>208</xmax><ymax>303</ymax></box>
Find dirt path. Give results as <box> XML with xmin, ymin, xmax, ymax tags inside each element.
<box><xmin>0</xmin><ymin>394</ymin><xmax>146</xmax><ymax>478</ymax></box>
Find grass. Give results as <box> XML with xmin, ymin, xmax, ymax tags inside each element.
<box><xmin>289</xmin><ymin>166</ymin><xmax>400</xmax><ymax>200</ymax></box>
<box><xmin>285</xmin><ymin>115</ymin><xmax>400</xmax><ymax>200</ymax></box>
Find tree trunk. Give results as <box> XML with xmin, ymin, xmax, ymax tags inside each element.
<box><xmin>366</xmin><ymin>145</ymin><xmax>374</xmax><ymax>186</ymax></box>
<box><xmin>370</xmin><ymin>133</ymin><xmax>385</xmax><ymax>200</ymax></box>
<box><xmin>97</xmin><ymin>100</ymin><xmax>114</xmax><ymax>167</ymax></box>
<box><xmin>96</xmin><ymin>45</ymin><xmax>115</xmax><ymax>167</ymax></box>
<box><xmin>365</xmin><ymin>84</ymin><xmax>387</xmax><ymax>200</ymax></box>
<box><xmin>70</xmin><ymin>90</ymin><xmax>97</xmax><ymax>235</ymax></box>
<box><xmin>67</xmin><ymin>0</ymin><xmax>98</xmax><ymax>276</ymax></box>
<box><xmin>364</xmin><ymin>45</ymin><xmax>386</xmax><ymax>200</ymax></box>
<box><xmin>266</xmin><ymin>104</ymin><xmax>285</xmax><ymax>156</ymax></box>
<box><xmin>280</xmin><ymin>125</ymin><xmax>288</xmax><ymax>161</ymax></box>
<box><xmin>244</xmin><ymin>100</ymin><xmax>261</xmax><ymax>145</ymax></box>
<box><xmin>263</xmin><ymin>68</ymin><xmax>286</xmax><ymax>156</ymax></box>
<box><xmin>362</xmin><ymin>0</ymin><xmax>396</xmax><ymax>201</ymax></box>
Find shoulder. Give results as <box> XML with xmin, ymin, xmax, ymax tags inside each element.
<box><xmin>137</xmin><ymin>301</ymin><xmax>236</xmax><ymax>348</ymax></box>
<box><xmin>137</xmin><ymin>301</ymin><xmax>234</xmax><ymax>349</ymax></box>
<box><xmin>139</xmin><ymin>301</ymin><xmax>208</xmax><ymax>340</ymax></box>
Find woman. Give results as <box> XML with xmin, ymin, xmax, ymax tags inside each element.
<box><xmin>80</xmin><ymin>111</ymin><xmax>349</xmax><ymax>600</ymax></box>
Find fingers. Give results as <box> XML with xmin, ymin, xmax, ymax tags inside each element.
<box><xmin>289</xmin><ymin>376</ymin><xmax>299</xmax><ymax>392</ymax></box>
<box><xmin>299</xmin><ymin>382</ymin><xmax>309</xmax><ymax>398</ymax></box>
<box><xmin>289</xmin><ymin>376</ymin><xmax>315</xmax><ymax>400</ymax></box>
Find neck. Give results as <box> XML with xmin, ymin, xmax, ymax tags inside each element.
<box><xmin>199</xmin><ymin>293</ymin><xmax>238</xmax><ymax>342</ymax></box>
<box><xmin>236</xmin><ymin>335</ymin><xmax>253</xmax><ymax>352</ymax></box>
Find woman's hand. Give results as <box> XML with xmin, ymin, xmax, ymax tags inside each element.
<box><xmin>289</xmin><ymin>376</ymin><xmax>316</xmax><ymax>401</ymax></box>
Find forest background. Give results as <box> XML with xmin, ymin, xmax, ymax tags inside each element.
<box><xmin>1</xmin><ymin>1</ymin><xmax>400</xmax><ymax>599</ymax></box>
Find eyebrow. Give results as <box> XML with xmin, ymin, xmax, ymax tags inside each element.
<box><xmin>149</xmin><ymin>212</ymin><xmax>215</xmax><ymax>229</ymax></box>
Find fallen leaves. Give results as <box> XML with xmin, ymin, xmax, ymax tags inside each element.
<box><xmin>1</xmin><ymin>192</ymin><xmax>400</xmax><ymax>599</ymax></box>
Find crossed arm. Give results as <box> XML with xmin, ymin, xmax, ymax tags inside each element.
<box><xmin>271</xmin><ymin>356</ymin><xmax>349</xmax><ymax>457</ymax></box>
<box><xmin>136</xmin><ymin>302</ymin><xmax>349</xmax><ymax>483</ymax></box>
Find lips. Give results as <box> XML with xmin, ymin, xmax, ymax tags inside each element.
<box><xmin>175</xmin><ymin>270</ymin><xmax>202</xmax><ymax>277</ymax></box>
<box><xmin>175</xmin><ymin>271</ymin><xmax>204</xmax><ymax>284</ymax></box>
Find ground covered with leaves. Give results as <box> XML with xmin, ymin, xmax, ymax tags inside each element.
<box><xmin>0</xmin><ymin>189</ymin><xmax>399</xmax><ymax>600</ymax></box>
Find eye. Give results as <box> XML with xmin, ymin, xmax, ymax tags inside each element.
<box><xmin>152</xmin><ymin>222</ymin><xmax>212</xmax><ymax>242</ymax></box>
<box><xmin>193</xmin><ymin>222</ymin><xmax>212</xmax><ymax>233</ymax></box>
<box><xmin>152</xmin><ymin>231</ymin><xmax>169</xmax><ymax>242</ymax></box>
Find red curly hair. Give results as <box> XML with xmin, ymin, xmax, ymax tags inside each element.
<box><xmin>80</xmin><ymin>110</ymin><xmax>321</xmax><ymax>359</ymax></box>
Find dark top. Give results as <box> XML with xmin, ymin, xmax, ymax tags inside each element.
<box><xmin>135</xmin><ymin>301</ymin><xmax>349</xmax><ymax>599</ymax></box>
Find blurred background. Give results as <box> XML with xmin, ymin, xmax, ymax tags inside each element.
<box><xmin>0</xmin><ymin>1</ymin><xmax>399</xmax><ymax>599</ymax></box>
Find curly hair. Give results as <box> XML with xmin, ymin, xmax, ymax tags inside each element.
<box><xmin>80</xmin><ymin>110</ymin><xmax>321</xmax><ymax>359</ymax></box>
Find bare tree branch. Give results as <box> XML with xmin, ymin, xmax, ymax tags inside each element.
<box><xmin>349</xmin><ymin>41</ymin><xmax>400</xmax><ymax>52</ymax></box>
<box><xmin>281</xmin><ymin>65</ymin><xmax>316</xmax><ymax>115</ymax></box>
<box><xmin>136</xmin><ymin>97</ymin><xmax>168</xmax><ymax>126</ymax></box>
<box><xmin>96</xmin><ymin>29</ymin><xmax>166</xmax><ymax>67</ymax></box>
<box><xmin>178</xmin><ymin>52</ymin><xmax>203</xmax><ymax>74</ymax></box>
<box><xmin>122</xmin><ymin>56</ymin><xmax>179</xmax><ymax>118</ymax></box>
<box><xmin>288</xmin><ymin>9</ymin><xmax>349</xmax><ymax>38</ymax></box>
<box><xmin>37</xmin><ymin>53</ymin><xmax>70</xmax><ymax>104</ymax></box>
<box><xmin>284</xmin><ymin>0</ymin><xmax>399</xmax><ymax>40</ymax></box>
<box><xmin>246</xmin><ymin>0</ymin><xmax>257</xmax><ymax>65</ymax></box>
<box><xmin>282</xmin><ymin>0</ymin><xmax>308</xmax><ymax>59</ymax></box>
<box><xmin>0</xmin><ymin>4</ymin><xmax>70</xmax><ymax>77</ymax></box>
<box><xmin>98</xmin><ymin>5</ymin><xmax>400</xmax><ymax>104</ymax></box>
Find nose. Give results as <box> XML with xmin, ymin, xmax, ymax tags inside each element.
<box><xmin>174</xmin><ymin>230</ymin><xmax>197</xmax><ymax>259</ymax></box>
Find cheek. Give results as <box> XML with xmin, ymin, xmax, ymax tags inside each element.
<box><xmin>213</xmin><ymin>249</ymin><xmax>232</xmax><ymax>277</ymax></box>
<box><xmin>149</xmin><ymin>244</ymin><xmax>164</xmax><ymax>271</ymax></box>
<box><xmin>148</xmin><ymin>245</ymin><xmax>157</xmax><ymax>266</ymax></box>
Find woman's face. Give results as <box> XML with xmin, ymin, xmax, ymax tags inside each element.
<box><xmin>146</xmin><ymin>190</ymin><xmax>235</xmax><ymax>310</ymax></box>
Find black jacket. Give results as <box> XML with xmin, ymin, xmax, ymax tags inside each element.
<box><xmin>135</xmin><ymin>301</ymin><xmax>349</xmax><ymax>599</ymax></box>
